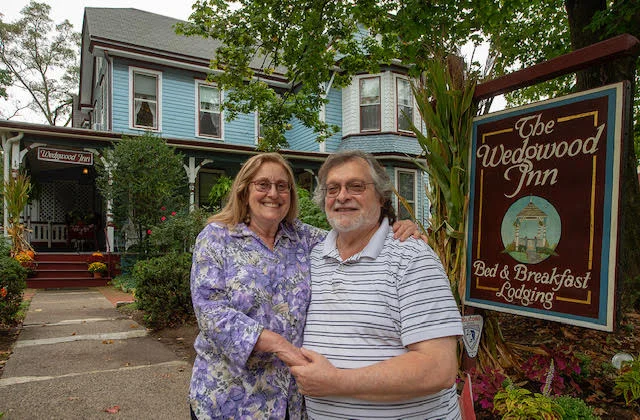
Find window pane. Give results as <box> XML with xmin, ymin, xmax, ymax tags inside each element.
<box><xmin>398</xmin><ymin>105</ymin><xmax>413</xmax><ymax>131</ymax></box>
<box><xmin>398</xmin><ymin>172</ymin><xmax>415</xmax><ymax>199</ymax></box>
<box><xmin>397</xmin><ymin>79</ymin><xmax>411</xmax><ymax>106</ymax></box>
<box><xmin>199</xmin><ymin>111</ymin><xmax>220</xmax><ymax>136</ymax></box>
<box><xmin>361</xmin><ymin>104</ymin><xmax>380</xmax><ymax>131</ymax></box>
<box><xmin>360</xmin><ymin>78</ymin><xmax>380</xmax><ymax>105</ymax></box>
<box><xmin>134</xmin><ymin>73</ymin><xmax>157</xmax><ymax>100</ymax></box>
<box><xmin>199</xmin><ymin>85</ymin><xmax>220</xmax><ymax>110</ymax></box>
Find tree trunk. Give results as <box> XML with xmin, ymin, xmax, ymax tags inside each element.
<box><xmin>566</xmin><ymin>0</ymin><xmax>640</xmax><ymax>316</ymax></box>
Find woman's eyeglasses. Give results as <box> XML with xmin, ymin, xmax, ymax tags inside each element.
<box><xmin>323</xmin><ymin>181</ymin><xmax>374</xmax><ymax>197</ymax></box>
<box><xmin>250</xmin><ymin>180</ymin><xmax>291</xmax><ymax>193</ymax></box>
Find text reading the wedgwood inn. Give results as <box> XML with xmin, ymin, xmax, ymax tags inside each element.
<box><xmin>465</xmin><ymin>84</ymin><xmax>624</xmax><ymax>331</ymax></box>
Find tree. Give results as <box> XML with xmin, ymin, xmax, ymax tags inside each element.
<box><xmin>95</xmin><ymin>134</ymin><xmax>187</xmax><ymax>250</ymax></box>
<box><xmin>0</xmin><ymin>1</ymin><xmax>80</xmax><ymax>125</ymax></box>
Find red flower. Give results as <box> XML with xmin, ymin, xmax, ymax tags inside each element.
<box><xmin>160</xmin><ymin>206</ymin><xmax>166</xmax><ymax>211</ymax></box>
<box><xmin>171</xmin><ymin>211</ymin><xmax>176</xmax><ymax>216</ymax></box>
<box><xmin>161</xmin><ymin>216</ymin><xmax>167</xmax><ymax>221</ymax></box>
<box><xmin>0</xmin><ymin>287</ymin><xmax>7</xmax><ymax>298</ymax></box>
<box><xmin>147</xmin><ymin>229</ymin><xmax>152</xmax><ymax>235</ymax></box>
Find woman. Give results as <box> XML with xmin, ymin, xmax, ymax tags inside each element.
<box><xmin>189</xmin><ymin>153</ymin><xmax>417</xmax><ymax>419</ymax></box>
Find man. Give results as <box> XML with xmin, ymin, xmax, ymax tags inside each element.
<box><xmin>291</xmin><ymin>150</ymin><xmax>463</xmax><ymax>419</ymax></box>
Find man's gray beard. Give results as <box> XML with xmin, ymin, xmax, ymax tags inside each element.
<box><xmin>327</xmin><ymin>213</ymin><xmax>368</xmax><ymax>233</ymax></box>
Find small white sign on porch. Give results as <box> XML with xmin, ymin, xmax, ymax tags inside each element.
<box><xmin>37</xmin><ymin>147</ymin><xmax>93</xmax><ymax>166</ymax></box>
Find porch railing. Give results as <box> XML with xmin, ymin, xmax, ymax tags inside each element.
<box><xmin>28</xmin><ymin>221</ymin><xmax>68</xmax><ymax>248</ymax></box>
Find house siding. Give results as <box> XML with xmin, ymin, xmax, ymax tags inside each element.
<box><xmin>286</xmin><ymin>117</ymin><xmax>317</xmax><ymax>151</ymax></box>
<box><xmin>111</xmin><ymin>58</ymin><xmax>256</xmax><ymax>146</ymax></box>
<box><xmin>324</xmin><ymin>86</ymin><xmax>343</xmax><ymax>153</ymax></box>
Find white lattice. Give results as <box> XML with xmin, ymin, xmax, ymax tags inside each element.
<box><xmin>39</xmin><ymin>181</ymin><xmax>93</xmax><ymax>222</ymax></box>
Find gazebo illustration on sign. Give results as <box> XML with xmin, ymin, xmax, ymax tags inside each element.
<box><xmin>502</xmin><ymin>196</ymin><xmax>560</xmax><ymax>264</ymax></box>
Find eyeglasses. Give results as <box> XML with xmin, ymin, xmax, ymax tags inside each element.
<box><xmin>323</xmin><ymin>181</ymin><xmax>375</xmax><ymax>197</ymax></box>
<box><xmin>250</xmin><ymin>179</ymin><xmax>291</xmax><ymax>193</ymax></box>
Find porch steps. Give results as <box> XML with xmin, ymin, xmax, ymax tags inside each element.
<box><xmin>28</xmin><ymin>253</ymin><xmax>111</xmax><ymax>289</ymax></box>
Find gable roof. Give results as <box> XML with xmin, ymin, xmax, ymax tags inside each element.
<box><xmin>84</xmin><ymin>8</ymin><xmax>221</xmax><ymax>63</ymax></box>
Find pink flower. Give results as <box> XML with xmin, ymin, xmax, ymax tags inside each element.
<box><xmin>147</xmin><ymin>229</ymin><xmax>152</xmax><ymax>235</ymax></box>
<box><xmin>171</xmin><ymin>212</ymin><xmax>176</xmax><ymax>216</ymax></box>
<box><xmin>160</xmin><ymin>206</ymin><xmax>166</xmax><ymax>211</ymax></box>
<box><xmin>161</xmin><ymin>216</ymin><xmax>167</xmax><ymax>221</ymax></box>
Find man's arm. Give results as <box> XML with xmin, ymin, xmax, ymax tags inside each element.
<box><xmin>290</xmin><ymin>336</ymin><xmax>458</xmax><ymax>402</ymax></box>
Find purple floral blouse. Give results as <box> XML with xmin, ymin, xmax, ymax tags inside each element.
<box><xmin>189</xmin><ymin>220</ymin><xmax>325</xmax><ymax>420</ymax></box>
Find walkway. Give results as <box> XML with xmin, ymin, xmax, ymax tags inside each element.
<box><xmin>0</xmin><ymin>287</ymin><xmax>192</xmax><ymax>419</ymax></box>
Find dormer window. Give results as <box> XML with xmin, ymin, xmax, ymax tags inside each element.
<box><xmin>131</xmin><ymin>68</ymin><xmax>161</xmax><ymax>130</ymax></box>
<box><xmin>359</xmin><ymin>77</ymin><xmax>381</xmax><ymax>132</ymax></box>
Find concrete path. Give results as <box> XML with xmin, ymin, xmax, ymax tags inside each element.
<box><xmin>0</xmin><ymin>288</ymin><xmax>192</xmax><ymax>419</ymax></box>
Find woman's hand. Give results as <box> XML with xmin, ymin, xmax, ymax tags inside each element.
<box><xmin>392</xmin><ymin>219</ymin><xmax>423</xmax><ymax>241</ymax></box>
<box><xmin>254</xmin><ymin>329</ymin><xmax>309</xmax><ymax>367</ymax></box>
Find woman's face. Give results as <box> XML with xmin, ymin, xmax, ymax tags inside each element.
<box><xmin>247</xmin><ymin>161</ymin><xmax>291</xmax><ymax>230</ymax></box>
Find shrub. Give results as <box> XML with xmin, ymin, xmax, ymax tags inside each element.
<box><xmin>110</xmin><ymin>274</ymin><xmax>137</xmax><ymax>294</ymax></box>
<box><xmin>148</xmin><ymin>208</ymin><xmax>208</xmax><ymax>253</ymax></box>
<box><xmin>469</xmin><ymin>367</ymin><xmax>507</xmax><ymax>411</ymax></box>
<box><xmin>521</xmin><ymin>345</ymin><xmax>586</xmax><ymax>396</ymax></box>
<box><xmin>613</xmin><ymin>354</ymin><xmax>640</xmax><ymax>406</ymax></box>
<box><xmin>133</xmin><ymin>252</ymin><xmax>193</xmax><ymax>329</ymax></box>
<box><xmin>554</xmin><ymin>395</ymin><xmax>600</xmax><ymax>419</ymax></box>
<box><xmin>297</xmin><ymin>187</ymin><xmax>330</xmax><ymax>230</ymax></box>
<box><xmin>493</xmin><ymin>380</ymin><xmax>564</xmax><ymax>419</ymax></box>
<box><xmin>0</xmin><ymin>254</ymin><xmax>27</xmax><ymax>326</ymax></box>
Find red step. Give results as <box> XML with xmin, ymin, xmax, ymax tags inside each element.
<box><xmin>26</xmin><ymin>253</ymin><xmax>120</xmax><ymax>289</ymax></box>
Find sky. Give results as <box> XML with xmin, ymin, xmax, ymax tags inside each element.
<box><xmin>0</xmin><ymin>0</ymin><xmax>502</xmax><ymax>123</ymax></box>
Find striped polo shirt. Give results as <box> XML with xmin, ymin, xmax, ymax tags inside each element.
<box><xmin>303</xmin><ymin>218</ymin><xmax>463</xmax><ymax>419</ymax></box>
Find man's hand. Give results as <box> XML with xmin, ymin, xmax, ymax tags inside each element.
<box><xmin>290</xmin><ymin>348</ymin><xmax>340</xmax><ymax>397</ymax></box>
<box><xmin>254</xmin><ymin>329</ymin><xmax>309</xmax><ymax>367</ymax></box>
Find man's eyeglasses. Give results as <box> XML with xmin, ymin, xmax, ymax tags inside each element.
<box><xmin>250</xmin><ymin>180</ymin><xmax>291</xmax><ymax>193</ymax></box>
<box><xmin>323</xmin><ymin>181</ymin><xmax>375</xmax><ymax>197</ymax></box>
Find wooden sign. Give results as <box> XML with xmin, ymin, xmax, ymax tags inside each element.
<box><xmin>37</xmin><ymin>147</ymin><xmax>93</xmax><ymax>166</ymax></box>
<box><xmin>465</xmin><ymin>82</ymin><xmax>626</xmax><ymax>331</ymax></box>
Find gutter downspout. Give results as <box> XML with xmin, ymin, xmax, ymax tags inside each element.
<box><xmin>2</xmin><ymin>131</ymin><xmax>24</xmax><ymax>235</ymax></box>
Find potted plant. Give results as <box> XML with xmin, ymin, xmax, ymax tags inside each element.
<box><xmin>88</xmin><ymin>262</ymin><xmax>107</xmax><ymax>278</ymax></box>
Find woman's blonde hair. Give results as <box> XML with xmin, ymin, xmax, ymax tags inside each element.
<box><xmin>208</xmin><ymin>153</ymin><xmax>299</xmax><ymax>226</ymax></box>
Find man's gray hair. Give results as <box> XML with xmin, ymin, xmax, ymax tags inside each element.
<box><xmin>313</xmin><ymin>150</ymin><xmax>397</xmax><ymax>224</ymax></box>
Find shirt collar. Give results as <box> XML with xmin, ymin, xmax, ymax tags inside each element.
<box><xmin>322</xmin><ymin>218</ymin><xmax>390</xmax><ymax>261</ymax></box>
<box><xmin>230</xmin><ymin>221</ymin><xmax>295</xmax><ymax>242</ymax></box>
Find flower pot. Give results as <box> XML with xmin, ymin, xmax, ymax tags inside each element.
<box><xmin>93</xmin><ymin>272</ymin><xmax>102</xmax><ymax>279</ymax></box>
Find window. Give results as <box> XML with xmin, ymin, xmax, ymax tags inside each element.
<box><xmin>396</xmin><ymin>169</ymin><xmax>417</xmax><ymax>220</ymax></box>
<box><xmin>397</xmin><ymin>78</ymin><xmax>413</xmax><ymax>132</ymax></box>
<box><xmin>198</xmin><ymin>83</ymin><xmax>221</xmax><ymax>138</ymax></box>
<box><xmin>131</xmin><ymin>69</ymin><xmax>159</xmax><ymax>130</ymax></box>
<box><xmin>359</xmin><ymin>77</ymin><xmax>380</xmax><ymax>132</ymax></box>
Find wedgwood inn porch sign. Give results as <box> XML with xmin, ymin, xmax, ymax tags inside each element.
<box><xmin>465</xmin><ymin>82</ymin><xmax>627</xmax><ymax>332</ymax></box>
<box><xmin>38</xmin><ymin>147</ymin><xmax>94</xmax><ymax>165</ymax></box>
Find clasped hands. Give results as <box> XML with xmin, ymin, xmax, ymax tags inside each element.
<box><xmin>277</xmin><ymin>345</ymin><xmax>337</xmax><ymax>397</ymax></box>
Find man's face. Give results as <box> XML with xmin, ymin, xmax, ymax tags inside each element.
<box><xmin>324</xmin><ymin>158</ymin><xmax>382</xmax><ymax>234</ymax></box>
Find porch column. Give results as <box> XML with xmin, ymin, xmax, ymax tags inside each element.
<box><xmin>183</xmin><ymin>157</ymin><xmax>213</xmax><ymax>212</ymax></box>
<box><xmin>1</xmin><ymin>132</ymin><xmax>24</xmax><ymax>235</ymax></box>
<box><xmin>105</xmin><ymin>164</ymin><xmax>115</xmax><ymax>253</ymax></box>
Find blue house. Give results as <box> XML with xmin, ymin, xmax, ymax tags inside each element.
<box><xmin>0</xmin><ymin>7</ymin><xmax>428</xmax><ymax>256</ymax></box>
